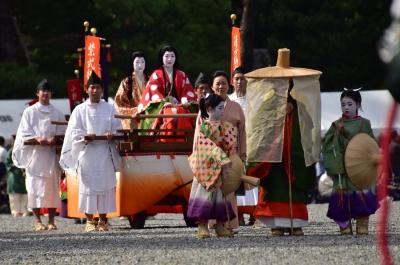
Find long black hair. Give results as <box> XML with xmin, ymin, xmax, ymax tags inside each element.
<box><xmin>158</xmin><ymin>45</ymin><xmax>180</xmax><ymax>99</ymax></box>
<box><xmin>127</xmin><ymin>51</ymin><xmax>146</xmax><ymax>100</ymax></box>
<box><xmin>199</xmin><ymin>93</ymin><xmax>224</xmax><ymax>119</ymax></box>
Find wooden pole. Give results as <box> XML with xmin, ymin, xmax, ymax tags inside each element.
<box><xmin>115</xmin><ymin>113</ymin><xmax>198</xmax><ymax>120</ymax></box>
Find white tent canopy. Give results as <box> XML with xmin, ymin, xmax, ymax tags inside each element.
<box><xmin>0</xmin><ymin>91</ymin><xmax>399</xmax><ymax>144</ymax></box>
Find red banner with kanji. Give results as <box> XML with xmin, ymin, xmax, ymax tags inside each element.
<box><xmin>83</xmin><ymin>35</ymin><xmax>101</xmax><ymax>89</ymax></box>
<box><xmin>66</xmin><ymin>79</ymin><xmax>83</xmax><ymax>112</ymax></box>
<box><xmin>230</xmin><ymin>26</ymin><xmax>241</xmax><ymax>81</ymax></box>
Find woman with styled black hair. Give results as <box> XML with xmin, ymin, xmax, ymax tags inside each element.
<box><xmin>138</xmin><ymin>45</ymin><xmax>197</xmax><ymax>112</ymax></box>
<box><xmin>323</xmin><ymin>88</ymin><xmax>378</xmax><ymax>235</ymax></box>
<box><xmin>114</xmin><ymin>51</ymin><xmax>148</xmax><ymax>129</ymax></box>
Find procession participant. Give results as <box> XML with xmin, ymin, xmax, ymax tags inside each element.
<box><xmin>229</xmin><ymin>67</ymin><xmax>247</xmax><ymax>112</ymax></box>
<box><xmin>12</xmin><ymin>79</ymin><xmax>65</xmax><ymax>231</ymax></box>
<box><xmin>322</xmin><ymin>88</ymin><xmax>378</xmax><ymax>235</ymax></box>
<box><xmin>6</xmin><ymin>136</ymin><xmax>28</xmax><ymax>217</ymax></box>
<box><xmin>114</xmin><ymin>51</ymin><xmax>148</xmax><ymax>129</ymax></box>
<box><xmin>187</xmin><ymin>93</ymin><xmax>236</xmax><ymax>238</ymax></box>
<box><xmin>245</xmin><ymin>48</ymin><xmax>322</xmax><ymax>236</ymax></box>
<box><xmin>60</xmin><ymin>72</ymin><xmax>122</xmax><ymax>232</ymax></box>
<box><xmin>194</xmin><ymin>72</ymin><xmax>211</xmax><ymax>100</ymax></box>
<box><xmin>137</xmin><ymin>45</ymin><xmax>197</xmax><ymax>112</ymax></box>
<box><xmin>229</xmin><ymin>67</ymin><xmax>257</xmax><ymax>226</ymax></box>
<box><xmin>209</xmin><ymin>70</ymin><xmax>246</xmax><ymax>232</ymax></box>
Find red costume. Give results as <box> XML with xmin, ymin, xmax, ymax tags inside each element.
<box><xmin>138</xmin><ymin>68</ymin><xmax>197</xmax><ymax>112</ymax></box>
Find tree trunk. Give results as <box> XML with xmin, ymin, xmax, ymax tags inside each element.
<box><xmin>240</xmin><ymin>0</ymin><xmax>257</xmax><ymax>73</ymax></box>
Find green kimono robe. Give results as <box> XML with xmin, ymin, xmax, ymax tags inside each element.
<box><xmin>322</xmin><ymin>116</ymin><xmax>374</xmax><ymax>192</ymax></box>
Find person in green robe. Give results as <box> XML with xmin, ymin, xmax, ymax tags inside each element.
<box><xmin>6</xmin><ymin>143</ymin><xmax>28</xmax><ymax>217</ymax></box>
<box><xmin>322</xmin><ymin>89</ymin><xmax>378</xmax><ymax>235</ymax></box>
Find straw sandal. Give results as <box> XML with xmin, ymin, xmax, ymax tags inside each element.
<box><xmin>85</xmin><ymin>220</ymin><xmax>98</xmax><ymax>232</ymax></box>
<box><xmin>271</xmin><ymin>228</ymin><xmax>284</xmax><ymax>236</ymax></box>
<box><xmin>97</xmin><ymin>220</ymin><xmax>109</xmax><ymax>232</ymax></box>
<box><xmin>196</xmin><ymin>223</ymin><xmax>210</xmax><ymax>239</ymax></box>
<box><xmin>34</xmin><ymin>222</ymin><xmax>47</xmax><ymax>231</ymax></box>
<box><xmin>216</xmin><ymin>224</ymin><xmax>233</xmax><ymax>237</ymax></box>
<box><xmin>47</xmin><ymin>223</ymin><xmax>58</xmax><ymax>231</ymax></box>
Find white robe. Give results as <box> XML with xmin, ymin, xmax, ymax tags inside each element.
<box><xmin>229</xmin><ymin>93</ymin><xmax>258</xmax><ymax>207</ymax></box>
<box><xmin>12</xmin><ymin>102</ymin><xmax>65</xmax><ymax>208</ymax></box>
<box><xmin>59</xmin><ymin>99</ymin><xmax>122</xmax><ymax>214</ymax></box>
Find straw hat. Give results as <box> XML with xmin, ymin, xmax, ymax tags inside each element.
<box><xmin>222</xmin><ymin>154</ymin><xmax>260</xmax><ymax>195</ymax></box>
<box><xmin>345</xmin><ymin>133</ymin><xmax>380</xmax><ymax>190</ymax></box>
<box><xmin>245</xmin><ymin>48</ymin><xmax>322</xmax><ymax>78</ymax></box>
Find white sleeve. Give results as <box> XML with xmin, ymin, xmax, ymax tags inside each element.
<box><xmin>12</xmin><ymin>108</ymin><xmax>36</xmax><ymax>168</ymax></box>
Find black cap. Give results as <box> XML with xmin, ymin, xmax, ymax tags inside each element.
<box><xmin>36</xmin><ymin>78</ymin><xmax>52</xmax><ymax>92</ymax></box>
<box><xmin>194</xmin><ymin>72</ymin><xmax>209</xmax><ymax>88</ymax></box>
<box><xmin>87</xmin><ymin>71</ymin><xmax>102</xmax><ymax>86</ymax></box>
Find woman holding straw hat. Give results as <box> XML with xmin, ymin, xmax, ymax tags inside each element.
<box><xmin>322</xmin><ymin>88</ymin><xmax>378</xmax><ymax>235</ymax></box>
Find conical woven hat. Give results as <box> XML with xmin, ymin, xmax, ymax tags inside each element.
<box><xmin>222</xmin><ymin>154</ymin><xmax>243</xmax><ymax>195</ymax></box>
<box><xmin>221</xmin><ymin>154</ymin><xmax>260</xmax><ymax>195</ymax></box>
<box><xmin>245</xmin><ymin>48</ymin><xmax>322</xmax><ymax>78</ymax></box>
<box><xmin>345</xmin><ymin>133</ymin><xmax>380</xmax><ymax>190</ymax></box>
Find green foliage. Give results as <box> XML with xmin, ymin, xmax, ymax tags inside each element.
<box><xmin>0</xmin><ymin>63</ymin><xmax>67</xmax><ymax>99</ymax></box>
<box><xmin>251</xmin><ymin>0</ymin><xmax>391</xmax><ymax>91</ymax></box>
<box><xmin>4</xmin><ymin>0</ymin><xmax>392</xmax><ymax>98</ymax></box>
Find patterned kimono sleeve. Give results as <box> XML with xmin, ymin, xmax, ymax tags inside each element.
<box><xmin>114</xmin><ymin>79</ymin><xmax>132</xmax><ymax>108</ymax></box>
<box><xmin>322</xmin><ymin>122</ymin><xmax>345</xmax><ymax>176</ymax></box>
<box><xmin>138</xmin><ymin>72</ymin><xmax>164</xmax><ymax>112</ymax></box>
<box><xmin>179</xmin><ymin>72</ymin><xmax>197</xmax><ymax>104</ymax></box>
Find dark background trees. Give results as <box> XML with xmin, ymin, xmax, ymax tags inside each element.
<box><xmin>0</xmin><ymin>0</ymin><xmax>392</xmax><ymax>99</ymax></box>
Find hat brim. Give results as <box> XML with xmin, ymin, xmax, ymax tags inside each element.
<box><xmin>245</xmin><ymin>66</ymin><xmax>322</xmax><ymax>78</ymax></box>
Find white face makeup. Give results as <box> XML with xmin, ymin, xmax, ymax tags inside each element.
<box><xmin>341</xmin><ymin>96</ymin><xmax>359</xmax><ymax>118</ymax></box>
<box><xmin>133</xmin><ymin>57</ymin><xmax>145</xmax><ymax>73</ymax></box>
<box><xmin>162</xmin><ymin>51</ymin><xmax>176</xmax><ymax>69</ymax></box>
<box><xmin>207</xmin><ymin>101</ymin><xmax>225</xmax><ymax>121</ymax></box>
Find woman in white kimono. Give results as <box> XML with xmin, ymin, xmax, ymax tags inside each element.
<box><xmin>12</xmin><ymin>79</ymin><xmax>65</xmax><ymax>231</ymax></box>
<box><xmin>60</xmin><ymin>72</ymin><xmax>122</xmax><ymax>232</ymax></box>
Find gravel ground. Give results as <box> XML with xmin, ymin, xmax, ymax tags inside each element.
<box><xmin>0</xmin><ymin>201</ymin><xmax>399</xmax><ymax>265</ymax></box>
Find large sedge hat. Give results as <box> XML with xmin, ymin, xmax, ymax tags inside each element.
<box><xmin>245</xmin><ymin>48</ymin><xmax>322</xmax><ymax>78</ymax></box>
<box><xmin>345</xmin><ymin>133</ymin><xmax>380</xmax><ymax>190</ymax></box>
<box><xmin>221</xmin><ymin>154</ymin><xmax>260</xmax><ymax>195</ymax></box>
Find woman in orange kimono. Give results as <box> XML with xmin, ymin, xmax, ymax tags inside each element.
<box><xmin>114</xmin><ymin>51</ymin><xmax>147</xmax><ymax>129</ymax></box>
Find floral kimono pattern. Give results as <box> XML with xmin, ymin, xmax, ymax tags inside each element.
<box><xmin>186</xmin><ymin>120</ymin><xmax>238</xmax><ymax>221</ymax></box>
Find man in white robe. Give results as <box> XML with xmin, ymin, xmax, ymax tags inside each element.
<box><xmin>12</xmin><ymin>79</ymin><xmax>65</xmax><ymax>231</ymax></box>
<box><xmin>60</xmin><ymin>72</ymin><xmax>122</xmax><ymax>232</ymax></box>
<box><xmin>229</xmin><ymin>67</ymin><xmax>258</xmax><ymax>226</ymax></box>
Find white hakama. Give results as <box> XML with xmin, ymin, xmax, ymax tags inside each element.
<box><xmin>78</xmin><ymin>188</ymin><xmax>116</xmax><ymax>214</ymax></box>
<box><xmin>26</xmin><ymin>173</ymin><xmax>60</xmax><ymax>208</ymax></box>
<box><xmin>236</xmin><ymin>187</ymin><xmax>258</xmax><ymax>206</ymax></box>
<box><xmin>12</xmin><ymin>103</ymin><xmax>65</xmax><ymax>209</ymax></box>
